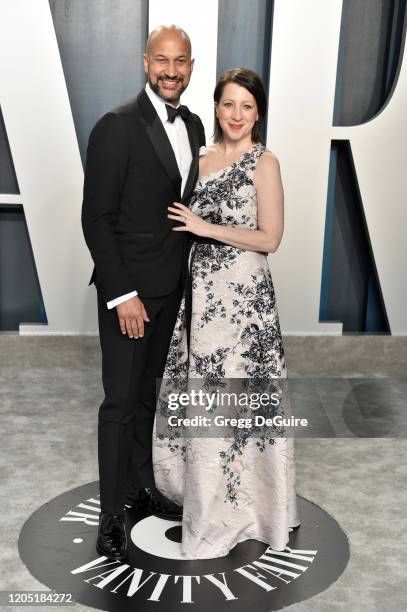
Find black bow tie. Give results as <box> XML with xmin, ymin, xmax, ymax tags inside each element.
<box><xmin>166</xmin><ymin>104</ymin><xmax>191</xmax><ymax>123</ymax></box>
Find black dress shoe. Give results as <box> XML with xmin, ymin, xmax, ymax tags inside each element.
<box><xmin>144</xmin><ymin>487</ymin><xmax>183</xmax><ymax>520</ymax></box>
<box><xmin>125</xmin><ymin>486</ymin><xmax>150</xmax><ymax>511</ymax></box>
<box><xmin>96</xmin><ymin>513</ymin><xmax>127</xmax><ymax>561</ymax></box>
<box><xmin>126</xmin><ymin>486</ymin><xmax>182</xmax><ymax>520</ymax></box>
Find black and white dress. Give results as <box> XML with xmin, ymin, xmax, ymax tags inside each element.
<box><xmin>153</xmin><ymin>143</ymin><xmax>300</xmax><ymax>559</ymax></box>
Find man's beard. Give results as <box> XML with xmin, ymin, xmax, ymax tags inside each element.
<box><xmin>148</xmin><ymin>76</ymin><xmax>187</xmax><ymax>103</ymax></box>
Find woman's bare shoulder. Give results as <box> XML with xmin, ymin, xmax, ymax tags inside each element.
<box><xmin>259</xmin><ymin>148</ymin><xmax>280</xmax><ymax>167</ymax></box>
<box><xmin>255</xmin><ymin>149</ymin><xmax>281</xmax><ymax>181</ymax></box>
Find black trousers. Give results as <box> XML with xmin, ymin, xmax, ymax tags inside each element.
<box><xmin>97</xmin><ymin>285</ymin><xmax>182</xmax><ymax>515</ymax></box>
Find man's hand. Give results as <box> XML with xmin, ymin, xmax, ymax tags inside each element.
<box><xmin>116</xmin><ymin>296</ymin><xmax>150</xmax><ymax>338</ymax></box>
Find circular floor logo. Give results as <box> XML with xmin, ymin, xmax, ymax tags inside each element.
<box><xmin>19</xmin><ymin>482</ymin><xmax>349</xmax><ymax>611</ymax></box>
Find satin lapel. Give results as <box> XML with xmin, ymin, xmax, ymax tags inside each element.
<box><xmin>138</xmin><ymin>92</ymin><xmax>182</xmax><ymax>197</ymax></box>
<box><xmin>182</xmin><ymin>119</ymin><xmax>200</xmax><ymax>203</ymax></box>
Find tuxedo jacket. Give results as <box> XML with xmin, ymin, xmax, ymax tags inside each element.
<box><xmin>81</xmin><ymin>89</ymin><xmax>206</xmax><ymax>302</ymax></box>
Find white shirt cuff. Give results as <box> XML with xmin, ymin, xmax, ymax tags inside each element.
<box><xmin>107</xmin><ymin>290</ymin><xmax>138</xmax><ymax>309</ymax></box>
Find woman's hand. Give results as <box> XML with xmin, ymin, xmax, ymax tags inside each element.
<box><xmin>168</xmin><ymin>202</ymin><xmax>211</xmax><ymax>237</ymax></box>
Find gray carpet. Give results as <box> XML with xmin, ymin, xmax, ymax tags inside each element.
<box><xmin>0</xmin><ymin>335</ymin><xmax>406</xmax><ymax>611</ymax></box>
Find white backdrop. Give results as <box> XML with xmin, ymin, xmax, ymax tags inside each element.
<box><xmin>267</xmin><ymin>0</ymin><xmax>407</xmax><ymax>335</ymax></box>
<box><xmin>0</xmin><ymin>0</ymin><xmax>94</xmax><ymax>334</ymax></box>
<box><xmin>0</xmin><ymin>0</ymin><xmax>406</xmax><ymax>334</ymax></box>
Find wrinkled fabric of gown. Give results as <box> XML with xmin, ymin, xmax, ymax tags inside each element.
<box><xmin>153</xmin><ymin>143</ymin><xmax>300</xmax><ymax>559</ymax></box>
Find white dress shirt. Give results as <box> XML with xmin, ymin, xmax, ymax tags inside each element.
<box><xmin>106</xmin><ymin>82</ymin><xmax>193</xmax><ymax>309</ymax></box>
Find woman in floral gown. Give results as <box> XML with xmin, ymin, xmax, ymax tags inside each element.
<box><xmin>153</xmin><ymin>68</ymin><xmax>300</xmax><ymax>559</ymax></box>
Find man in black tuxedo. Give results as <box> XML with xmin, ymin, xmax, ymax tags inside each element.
<box><xmin>82</xmin><ymin>25</ymin><xmax>205</xmax><ymax>561</ymax></box>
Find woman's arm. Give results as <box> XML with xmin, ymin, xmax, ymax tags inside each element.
<box><xmin>168</xmin><ymin>151</ymin><xmax>284</xmax><ymax>253</ymax></box>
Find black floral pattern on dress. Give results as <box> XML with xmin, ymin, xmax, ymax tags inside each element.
<box><xmin>198</xmin><ymin>280</ymin><xmax>227</xmax><ymax>328</ymax></box>
<box><xmin>159</xmin><ymin>144</ymin><xmax>288</xmax><ymax>505</ymax></box>
<box><xmin>191</xmin><ymin>243</ymin><xmax>241</xmax><ymax>282</ymax></box>
<box><xmin>191</xmin><ymin>347</ymin><xmax>231</xmax><ymax>384</ymax></box>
